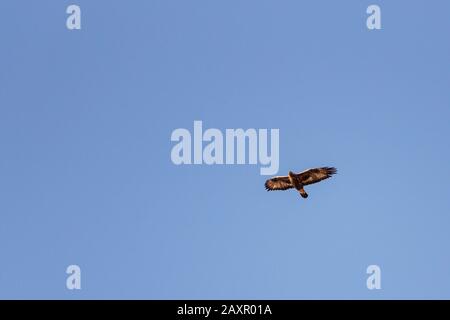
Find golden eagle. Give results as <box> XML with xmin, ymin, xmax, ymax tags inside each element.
<box><xmin>265</xmin><ymin>167</ymin><xmax>337</xmax><ymax>198</ymax></box>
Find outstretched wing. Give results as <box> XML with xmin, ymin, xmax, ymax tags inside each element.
<box><xmin>265</xmin><ymin>176</ymin><xmax>293</xmax><ymax>191</ymax></box>
<box><xmin>297</xmin><ymin>167</ymin><xmax>337</xmax><ymax>186</ymax></box>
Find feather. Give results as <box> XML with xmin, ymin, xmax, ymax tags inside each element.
<box><xmin>264</xmin><ymin>176</ymin><xmax>293</xmax><ymax>191</ymax></box>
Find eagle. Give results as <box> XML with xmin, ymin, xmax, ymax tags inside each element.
<box><xmin>265</xmin><ymin>167</ymin><xmax>337</xmax><ymax>198</ymax></box>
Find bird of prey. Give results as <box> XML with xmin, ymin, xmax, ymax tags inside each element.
<box><xmin>265</xmin><ymin>167</ymin><xmax>337</xmax><ymax>198</ymax></box>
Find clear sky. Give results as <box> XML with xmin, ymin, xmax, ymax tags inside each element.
<box><xmin>1</xmin><ymin>0</ymin><xmax>450</xmax><ymax>299</ymax></box>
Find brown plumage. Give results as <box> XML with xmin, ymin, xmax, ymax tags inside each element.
<box><xmin>265</xmin><ymin>167</ymin><xmax>337</xmax><ymax>199</ymax></box>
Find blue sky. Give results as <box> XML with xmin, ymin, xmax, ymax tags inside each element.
<box><xmin>1</xmin><ymin>0</ymin><xmax>450</xmax><ymax>299</ymax></box>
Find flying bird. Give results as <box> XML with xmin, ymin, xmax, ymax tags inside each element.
<box><xmin>265</xmin><ymin>167</ymin><xmax>337</xmax><ymax>198</ymax></box>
